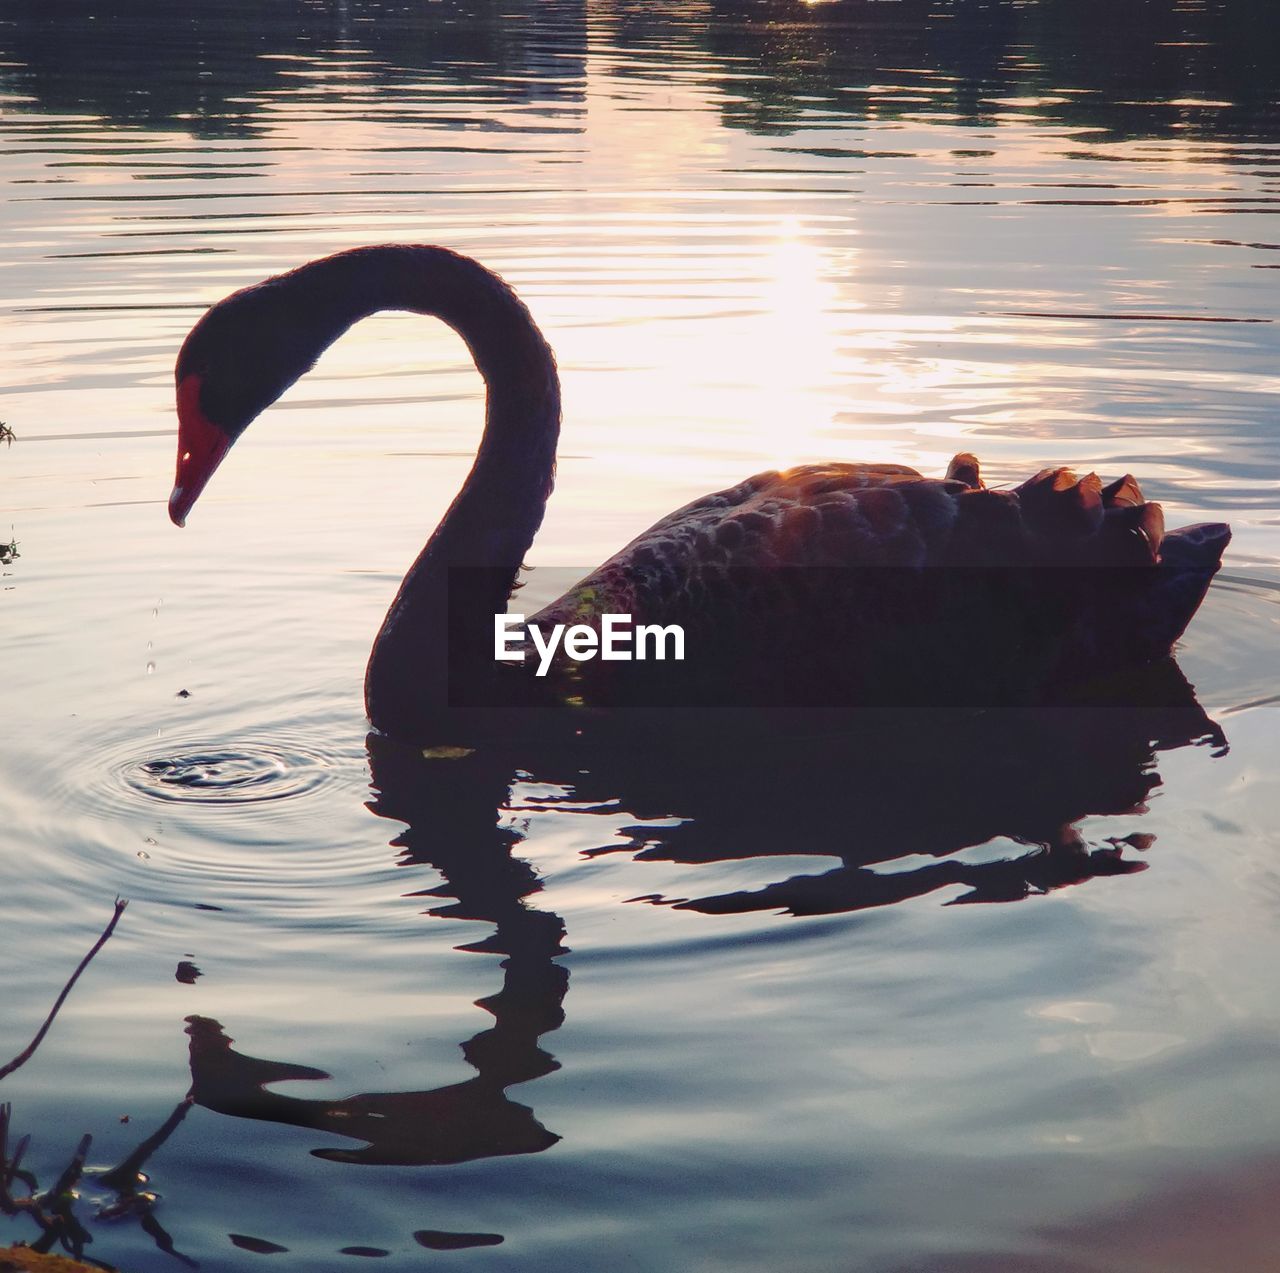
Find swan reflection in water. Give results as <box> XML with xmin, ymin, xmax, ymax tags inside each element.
<box><xmin>585</xmin><ymin>662</ymin><xmax>1228</xmax><ymax>917</ymax></box>
<box><xmin>185</xmin><ymin>659</ymin><xmax>1224</xmax><ymax>1180</ymax></box>
<box><xmin>186</xmin><ymin>732</ymin><xmax>567</xmax><ymax>1168</ymax></box>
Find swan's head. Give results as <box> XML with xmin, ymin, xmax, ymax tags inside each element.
<box><xmin>170</xmin><ymin>275</ymin><xmax>334</xmax><ymax>526</ymax></box>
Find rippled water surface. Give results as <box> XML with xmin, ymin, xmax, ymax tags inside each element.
<box><xmin>3</xmin><ymin>3</ymin><xmax>1280</xmax><ymax>1270</ymax></box>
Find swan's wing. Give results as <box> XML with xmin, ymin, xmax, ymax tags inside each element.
<box><xmin>631</xmin><ymin>462</ymin><xmax>925</xmax><ymax>547</ymax></box>
<box><xmin>533</xmin><ymin>463</ymin><xmax>967</xmax><ymax>627</ymax></box>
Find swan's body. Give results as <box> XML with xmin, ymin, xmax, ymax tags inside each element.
<box><xmin>170</xmin><ymin>246</ymin><xmax>1230</xmax><ymax>743</ymax></box>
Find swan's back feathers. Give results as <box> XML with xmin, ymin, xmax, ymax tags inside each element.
<box><xmin>531</xmin><ymin>462</ymin><xmax>962</xmax><ymax>654</ymax></box>
<box><xmin>634</xmin><ymin>462</ymin><xmax>945</xmax><ymax>563</ymax></box>
<box><xmin>569</xmin><ymin>462</ymin><xmax>959</xmax><ymax>584</ymax></box>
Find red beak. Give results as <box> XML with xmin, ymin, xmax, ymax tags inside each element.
<box><xmin>170</xmin><ymin>374</ymin><xmax>231</xmax><ymax>527</ymax></box>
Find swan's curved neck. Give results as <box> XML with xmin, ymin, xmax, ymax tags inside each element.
<box><xmin>299</xmin><ymin>248</ymin><xmax>560</xmax><ymax>739</ymax></box>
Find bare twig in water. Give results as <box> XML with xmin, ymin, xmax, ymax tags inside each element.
<box><xmin>96</xmin><ymin>1097</ymin><xmax>198</xmax><ymax>1267</ymax></box>
<box><xmin>0</xmin><ymin>423</ymin><xmax>14</xmax><ymax>446</ymax></box>
<box><xmin>0</xmin><ymin>1109</ymin><xmax>36</xmax><ymax>1196</ymax></box>
<box><xmin>0</xmin><ymin>900</ymin><xmax>198</xmax><ymax>1267</ymax></box>
<box><xmin>97</xmin><ymin>1098</ymin><xmax>192</xmax><ymax>1197</ymax></box>
<box><xmin>3</xmin><ymin>1096</ymin><xmax>199</xmax><ymax>1269</ymax></box>
<box><xmin>0</xmin><ymin>900</ymin><xmax>128</xmax><ymax>1083</ymax></box>
<box><xmin>28</xmin><ymin>1137</ymin><xmax>93</xmax><ymax>1259</ymax></box>
<box><xmin>0</xmin><ymin>1106</ymin><xmax>55</xmax><ymax>1237</ymax></box>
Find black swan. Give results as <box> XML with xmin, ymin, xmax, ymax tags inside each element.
<box><xmin>169</xmin><ymin>245</ymin><xmax>1230</xmax><ymax>742</ymax></box>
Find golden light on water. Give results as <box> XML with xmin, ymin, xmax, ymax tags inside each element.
<box><xmin>3</xmin><ymin>17</ymin><xmax>1265</xmax><ymax>565</ymax></box>
<box><xmin>738</xmin><ymin>217</ymin><xmax>849</xmax><ymax>464</ymax></box>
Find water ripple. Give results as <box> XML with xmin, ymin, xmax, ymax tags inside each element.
<box><xmin>122</xmin><ymin>742</ymin><xmax>335</xmax><ymax>807</ymax></box>
<box><xmin>40</xmin><ymin>725</ymin><xmax>410</xmax><ymax>931</ymax></box>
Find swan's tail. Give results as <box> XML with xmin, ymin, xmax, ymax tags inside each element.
<box><xmin>1143</xmin><ymin>519</ymin><xmax>1232</xmax><ymax>655</ymax></box>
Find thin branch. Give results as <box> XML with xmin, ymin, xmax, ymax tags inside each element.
<box><xmin>0</xmin><ymin>899</ymin><xmax>128</xmax><ymax>1082</ymax></box>
<box><xmin>39</xmin><ymin>1133</ymin><xmax>94</xmax><ymax>1260</ymax></box>
<box><xmin>97</xmin><ymin>1097</ymin><xmax>192</xmax><ymax>1195</ymax></box>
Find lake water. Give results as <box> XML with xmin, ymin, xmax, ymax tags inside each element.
<box><xmin>3</xmin><ymin>2</ymin><xmax>1280</xmax><ymax>1269</ymax></box>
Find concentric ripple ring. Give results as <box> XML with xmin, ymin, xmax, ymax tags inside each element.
<box><xmin>120</xmin><ymin>741</ymin><xmax>336</xmax><ymax>807</ymax></box>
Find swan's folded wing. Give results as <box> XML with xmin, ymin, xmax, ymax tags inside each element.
<box><xmin>544</xmin><ymin>463</ymin><xmax>961</xmax><ymax>622</ymax></box>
